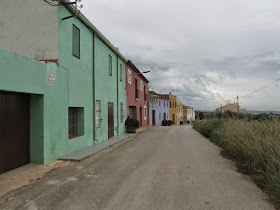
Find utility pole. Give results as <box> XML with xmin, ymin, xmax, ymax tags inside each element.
<box><xmin>237</xmin><ymin>95</ymin><xmax>239</xmax><ymax>115</ymax></box>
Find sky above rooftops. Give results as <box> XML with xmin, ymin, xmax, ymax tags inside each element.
<box><xmin>81</xmin><ymin>0</ymin><xmax>280</xmax><ymax>111</ymax></box>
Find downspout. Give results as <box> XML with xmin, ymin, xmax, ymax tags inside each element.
<box><xmin>117</xmin><ymin>55</ymin><xmax>119</xmax><ymax>135</ymax></box>
<box><xmin>93</xmin><ymin>31</ymin><xmax>96</xmax><ymax>142</ymax></box>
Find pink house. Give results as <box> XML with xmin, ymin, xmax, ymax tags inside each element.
<box><xmin>126</xmin><ymin>60</ymin><xmax>149</xmax><ymax>127</ymax></box>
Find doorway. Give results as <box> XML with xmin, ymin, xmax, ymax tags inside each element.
<box><xmin>139</xmin><ymin>107</ymin><xmax>142</xmax><ymax>127</ymax></box>
<box><xmin>0</xmin><ymin>91</ymin><xmax>30</xmax><ymax>174</ymax></box>
<box><xmin>108</xmin><ymin>102</ymin><xmax>114</xmax><ymax>139</ymax></box>
<box><xmin>152</xmin><ymin>110</ymin><xmax>156</xmax><ymax>125</ymax></box>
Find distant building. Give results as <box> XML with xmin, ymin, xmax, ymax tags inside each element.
<box><xmin>216</xmin><ymin>103</ymin><xmax>247</xmax><ymax>114</ymax></box>
<box><xmin>148</xmin><ymin>91</ymin><xmax>169</xmax><ymax>125</ymax></box>
<box><xmin>176</xmin><ymin>102</ymin><xmax>184</xmax><ymax>125</ymax></box>
<box><xmin>126</xmin><ymin>60</ymin><xmax>149</xmax><ymax>128</ymax></box>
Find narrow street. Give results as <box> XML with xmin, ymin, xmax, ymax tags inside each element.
<box><xmin>0</xmin><ymin>126</ymin><xmax>273</xmax><ymax>210</ymax></box>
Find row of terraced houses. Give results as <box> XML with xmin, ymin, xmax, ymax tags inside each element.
<box><xmin>0</xmin><ymin>0</ymin><xmax>194</xmax><ymax>174</ymax></box>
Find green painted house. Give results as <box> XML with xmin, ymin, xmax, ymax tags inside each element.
<box><xmin>0</xmin><ymin>0</ymin><xmax>126</xmax><ymax>173</ymax></box>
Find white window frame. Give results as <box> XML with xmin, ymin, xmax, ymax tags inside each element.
<box><xmin>140</xmin><ymin>80</ymin><xmax>143</xmax><ymax>91</ymax></box>
<box><xmin>127</xmin><ymin>69</ymin><xmax>132</xmax><ymax>84</ymax></box>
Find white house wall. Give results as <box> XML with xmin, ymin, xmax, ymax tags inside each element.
<box><xmin>0</xmin><ymin>0</ymin><xmax>58</xmax><ymax>60</ymax></box>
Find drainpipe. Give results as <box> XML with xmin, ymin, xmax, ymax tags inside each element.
<box><xmin>92</xmin><ymin>32</ymin><xmax>96</xmax><ymax>142</ymax></box>
<box><xmin>117</xmin><ymin>55</ymin><xmax>119</xmax><ymax>135</ymax></box>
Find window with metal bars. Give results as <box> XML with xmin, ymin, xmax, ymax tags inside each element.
<box><xmin>120</xmin><ymin>102</ymin><xmax>124</xmax><ymax>122</ymax></box>
<box><xmin>69</xmin><ymin>107</ymin><xmax>78</xmax><ymax>137</ymax></box>
<box><xmin>72</xmin><ymin>25</ymin><xmax>80</xmax><ymax>59</ymax></box>
<box><xmin>96</xmin><ymin>100</ymin><xmax>102</xmax><ymax>128</ymax></box>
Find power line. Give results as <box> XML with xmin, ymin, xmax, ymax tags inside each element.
<box><xmin>239</xmin><ymin>78</ymin><xmax>280</xmax><ymax>99</ymax></box>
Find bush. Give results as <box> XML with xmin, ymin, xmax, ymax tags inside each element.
<box><xmin>167</xmin><ymin>120</ymin><xmax>173</xmax><ymax>126</ymax></box>
<box><xmin>193</xmin><ymin>119</ymin><xmax>224</xmax><ymax>138</ymax></box>
<box><xmin>194</xmin><ymin>119</ymin><xmax>280</xmax><ymax>208</ymax></box>
<box><xmin>162</xmin><ymin>120</ymin><xmax>168</xmax><ymax>126</ymax></box>
<box><xmin>125</xmin><ymin>118</ymin><xmax>139</xmax><ymax>128</ymax></box>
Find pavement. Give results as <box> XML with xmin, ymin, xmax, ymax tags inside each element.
<box><xmin>0</xmin><ymin>125</ymin><xmax>274</xmax><ymax>209</ymax></box>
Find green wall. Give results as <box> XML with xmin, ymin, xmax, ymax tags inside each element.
<box><xmin>0</xmin><ymin>48</ymin><xmax>67</xmax><ymax>164</ymax></box>
<box><xmin>94</xmin><ymin>36</ymin><xmax>126</xmax><ymax>143</ymax></box>
<box><xmin>0</xmin><ymin>6</ymin><xmax>127</xmax><ymax>165</ymax></box>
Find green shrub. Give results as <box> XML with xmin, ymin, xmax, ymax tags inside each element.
<box><xmin>125</xmin><ymin>118</ymin><xmax>139</xmax><ymax>128</ymax></box>
<box><xmin>162</xmin><ymin>120</ymin><xmax>168</xmax><ymax>126</ymax></box>
<box><xmin>167</xmin><ymin>120</ymin><xmax>173</xmax><ymax>126</ymax></box>
<box><xmin>193</xmin><ymin>119</ymin><xmax>224</xmax><ymax>138</ymax></box>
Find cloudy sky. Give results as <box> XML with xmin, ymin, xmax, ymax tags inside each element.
<box><xmin>81</xmin><ymin>0</ymin><xmax>280</xmax><ymax>111</ymax></box>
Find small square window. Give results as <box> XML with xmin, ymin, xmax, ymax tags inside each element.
<box><xmin>72</xmin><ymin>25</ymin><xmax>80</xmax><ymax>59</ymax></box>
<box><xmin>109</xmin><ymin>55</ymin><xmax>112</xmax><ymax>76</ymax></box>
<box><xmin>68</xmin><ymin>107</ymin><xmax>84</xmax><ymax>139</ymax></box>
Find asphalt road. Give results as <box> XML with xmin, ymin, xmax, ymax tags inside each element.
<box><xmin>0</xmin><ymin>126</ymin><xmax>274</xmax><ymax>210</ymax></box>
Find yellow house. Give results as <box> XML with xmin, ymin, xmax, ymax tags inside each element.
<box><xmin>168</xmin><ymin>92</ymin><xmax>177</xmax><ymax>124</ymax></box>
<box><xmin>176</xmin><ymin>102</ymin><xmax>184</xmax><ymax>125</ymax></box>
<box><xmin>216</xmin><ymin>103</ymin><xmax>247</xmax><ymax>114</ymax></box>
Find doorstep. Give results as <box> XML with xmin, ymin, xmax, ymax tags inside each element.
<box><xmin>59</xmin><ymin>133</ymin><xmax>134</xmax><ymax>162</ymax></box>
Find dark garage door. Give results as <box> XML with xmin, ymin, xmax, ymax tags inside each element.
<box><xmin>0</xmin><ymin>91</ymin><xmax>30</xmax><ymax>174</ymax></box>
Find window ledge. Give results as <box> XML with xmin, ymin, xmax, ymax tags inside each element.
<box><xmin>69</xmin><ymin>135</ymin><xmax>83</xmax><ymax>140</ymax></box>
<box><xmin>135</xmin><ymin>98</ymin><xmax>139</xmax><ymax>101</ymax></box>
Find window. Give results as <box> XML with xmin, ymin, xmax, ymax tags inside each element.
<box><xmin>120</xmin><ymin>64</ymin><xmax>123</xmax><ymax>82</ymax></box>
<box><xmin>164</xmin><ymin>100</ymin><xmax>165</xmax><ymax>107</ymax></box>
<box><xmin>159</xmin><ymin>100</ymin><xmax>161</xmax><ymax>106</ymax></box>
<box><xmin>135</xmin><ymin>79</ymin><xmax>139</xmax><ymax>99</ymax></box>
<box><xmin>140</xmin><ymin>80</ymin><xmax>143</xmax><ymax>91</ymax></box>
<box><xmin>108</xmin><ymin>55</ymin><xmax>112</xmax><ymax>76</ymax></box>
<box><xmin>120</xmin><ymin>102</ymin><xmax>124</xmax><ymax>122</ymax></box>
<box><xmin>144</xmin><ymin>86</ymin><xmax>146</xmax><ymax>101</ymax></box>
<box><xmin>72</xmin><ymin>25</ymin><xmax>80</xmax><ymax>59</ymax></box>
<box><xmin>144</xmin><ymin>106</ymin><xmax>147</xmax><ymax>120</ymax></box>
<box><xmin>96</xmin><ymin>100</ymin><xmax>102</xmax><ymax>128</ymax></box>
<box><xmin>127</xmin><ymin>69</ymin><xmax>132</xmax><ymax>84</ymax></box>
<box><xmin>170</xmin><ymin>102</ymin><xmax>172</xmax><ymax>107</ymax></box>
<box><xmin>167</xmin><ymin>114</ymin><xmax>168</xmax><ymax>119</ymax></box>
<box><xmin>159</xmin><ymin>113</ymin><xmax>161</xmax><ymax>121</ymax></box>
<box><xmin>69</xmin><ymin>107</ymin><xmax>84</xmax><ymax>139</ymax></box>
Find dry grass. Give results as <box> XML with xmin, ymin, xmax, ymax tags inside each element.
<box><xmin>194</xmin><ymin>119</ymin><xmax>280</xmax><ymax>209</ymax></box>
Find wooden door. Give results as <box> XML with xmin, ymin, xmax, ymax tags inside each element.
<box><xmin>108</xmin><ymin>102</ymin><xmax>114</xmax><ymax>139</ymax></box>
<box><xmin>0</xmin><ymin>91</ymin><xmax>30</xmax><ymax>174</ymax></box>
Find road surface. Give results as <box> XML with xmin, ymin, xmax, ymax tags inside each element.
<box><xmin>0</xmin><ymin>126</ymin><xmax>274</xmax><ymax>209</ymax></box>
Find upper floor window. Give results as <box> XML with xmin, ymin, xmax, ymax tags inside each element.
<box><xmin>140</xmin><ymin>80</ymin><xmax>143</xmax><ymax>91</ymax></box>
<box><xmin>120</xmin><ymin>64</ymin><xmax>123</xmax><ymax>81</ymax></box>
<box><xmin>72</xmin><ymin>25</ymin><xmax>80</xmax><ymax>59</ymax></box>
<box><xmin>108</xmin><ymin>55</ymin><xmax>112</xmax><ymax>76</ymax></box>
<box><xmin>127</xmin><ymin>69</ymin><xmax>132</xmax><ymax>84</ymax></box>
<box><xmin>159</xmin><ymin>100</ymin><xmax>161</xmax><ymax>106</ymax></box>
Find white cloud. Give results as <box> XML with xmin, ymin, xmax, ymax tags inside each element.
<box><xmin>82</xmin><ymin>0</ymin><xmax>280</xmax><ymax>111</ymax></box>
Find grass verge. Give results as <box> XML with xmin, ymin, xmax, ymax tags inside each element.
<box><xmin>193</xmin><ymin>119</ymin><xmax>280</xmax><ymax>209</ymax></box>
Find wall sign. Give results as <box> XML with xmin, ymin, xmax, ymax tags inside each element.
<box><xmin>48</xmin><ymin>73</ymin><xmax>56</xmax><ymax>84</ymax></box>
